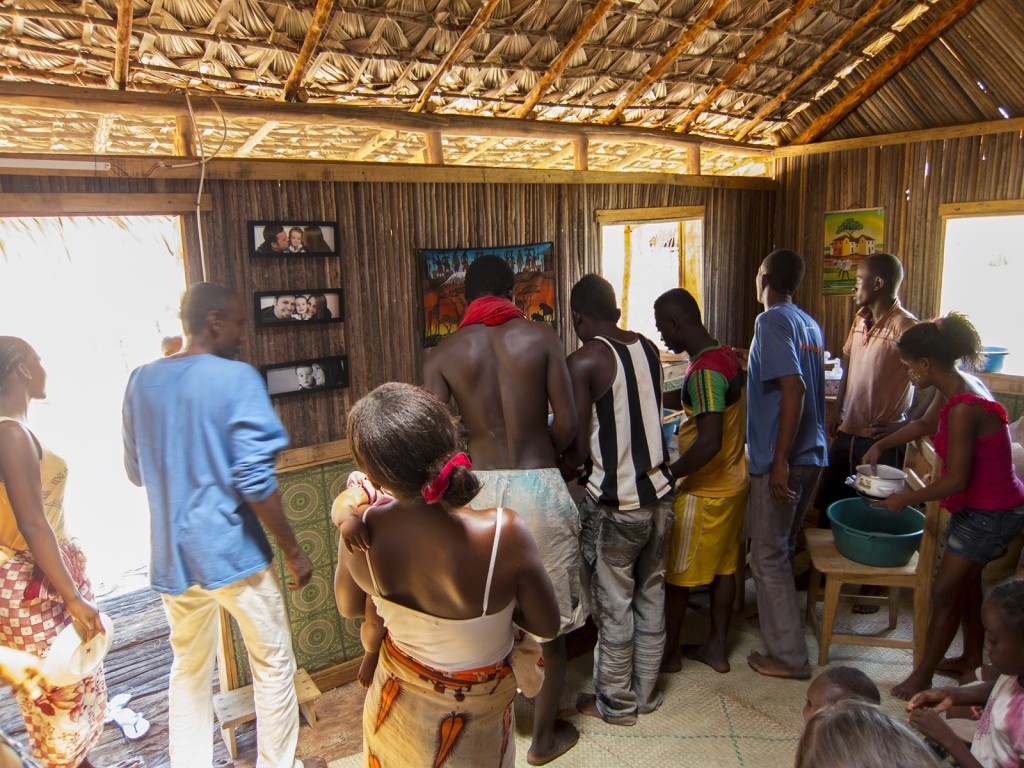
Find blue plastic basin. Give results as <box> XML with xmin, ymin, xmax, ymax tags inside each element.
<box><xmin>827</xmin><ymin>498</ymin><xmax>925</xmax><ymax>567</ymax></box>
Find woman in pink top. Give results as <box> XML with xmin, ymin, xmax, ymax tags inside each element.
<box><xmin>865</xmin><ymin>313</ymin><xmax>1024</xmax><ymax>700</ymax></box>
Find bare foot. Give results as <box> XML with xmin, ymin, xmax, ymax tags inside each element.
<box><xmin>527</xmin><ymin>719</ymin><xmax>579</xmax><ymax>766</ymax></box>
<box><xmin>892</xmin><ymin>670</ymin><xmax>933</xmax><ymax>701</ymax></box>
<box><xmin>576</xmin><ymin>693</ymin><xmax>602</xmax><ymax>719</ymax></box>
<box><xmin>301</xmin><ymin>759</ymin><xmax>327</xmax><ymax>768</ymax></box>
<box><xmin>746</xmin><ymin>651</ymin><xmax>810</xmax><ymax>679</ymax></box>
<box><xmin>358</xmin><ymin>651</ymin><xmax>379</xmax><ymax>689</ymax></box>
<box><xmin>660</xmin><ymin>647</ymin><xmax>683</xmax><ymax>673</ymax></box>
<box><xmin>936</xmin><ymin>655</ymin><xmax>979</xmax><ymax>679</ymax></box>
<box><xmin>684</xmin><ymin>644</ymin><xmax>730</xmax><ymax>673</ymax></box>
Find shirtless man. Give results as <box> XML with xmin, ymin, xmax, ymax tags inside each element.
<box><xmin>424</xmin><ymin>254</ymin><xmax>583</xmax><ymax>766</ymax></box>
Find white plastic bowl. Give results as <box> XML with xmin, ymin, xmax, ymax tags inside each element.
<box><xmin>42</xmin><ymin>613</ymin><xmax>114</xmax><ymax>687</ymax></box>
<box><xmin>847</xmin><ymin>464</ymin><xmax>907</xmax><ymax>499</ymax></box>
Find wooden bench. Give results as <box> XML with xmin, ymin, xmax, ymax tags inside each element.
<box><xmin>213</xmin><ymin>668</ymin><xmax>321</xmax><ymax>758</ymax></box>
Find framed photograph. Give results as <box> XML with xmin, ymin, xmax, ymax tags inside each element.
<box><xmin>249</xmin><ymin>221</ymin><xmax>338</xmax><ymax>257</ymax></box>
<box><xmin>261</xmin><ymin>355</ymin><xmax>349</xmax><ymax>398</ymax></box>
<box><xmin>254</xmin><ymin>290</ymin><xmax>344</xmax><ymax>327</ymax></box>
<box><xmin>419</xmin><ymin>242</ymin><xmax>555</xmax><ymax>347</ymax></box>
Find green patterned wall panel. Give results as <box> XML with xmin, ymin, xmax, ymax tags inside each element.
<box><xmin>227</xmin><ymin>458</ymin><xmax>364</xmax><ymax>688</ymax></box>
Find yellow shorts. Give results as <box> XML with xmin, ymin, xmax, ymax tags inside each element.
<box><xmin>666</xmin><ymin>487</ymin><xmax>749</xmax><ymax>587</ymax></box>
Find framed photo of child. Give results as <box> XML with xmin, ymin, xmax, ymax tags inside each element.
<box><xmin>261</xmin><ymin>355</ymin><xmax>349</xmax><ymax>397</ymax></box>
<box><xmin>254</xmin><ymin>290</ymin><xmax>344</xmax><ymax>327</ymax></box>
<box><xmin>249</xmin><ymin>221</ymin><xmax>338</xmax><ymax>257</ymax></box>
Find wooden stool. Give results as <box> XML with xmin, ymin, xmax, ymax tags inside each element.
<box><xmin>213</xmin><ymin>668</ymin><xmax>321</xmax><ymax>758</ymax></box>
<box><xmin>805</xmin><ymin>438</ymin><xmax>942</xmax><ymax>667</ymax></box>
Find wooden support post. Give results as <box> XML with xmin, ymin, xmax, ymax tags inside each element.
<box><xmin>687</xmin><ymin>146</ymin><xmax>701</xmax><ymax>175</ymax></box>
<box><xmin>425</xmin><ymin>130</ymin><xmax>444</xmax><ymax>165</ymax></box>
<box><xmin>111</xmin><ymin>0</ymin><xmax>133</xmax><ymax>90</ymax></box>
<box><xmin>173</xmin><ymin>114</ymin><xmax>196</xmax><ymax>157</ymax></box>
<box><xmin>573</xmin><ymin>136</ymin><xmax>589</xmax><ymax>171</ymax></box>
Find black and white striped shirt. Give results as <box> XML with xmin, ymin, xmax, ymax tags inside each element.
<box><xmin>584</xmin><ymin>334</ymin><xmax>674</xmax><ymax>511</ymax></box>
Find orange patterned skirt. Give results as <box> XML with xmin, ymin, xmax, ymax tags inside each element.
<box><xmin>0</xmin><ymin>542</ymin><xmax>106</xmax><ymax>768</ymax></box>
<box><xmin>362</xmin><ymin>634</ymin><xmax>517</xmax><ymax>768</ymax></box>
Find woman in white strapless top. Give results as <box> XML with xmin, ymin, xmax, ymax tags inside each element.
<box><xmin>335</xmin><ymin>383</ymin><xmax>559</xmax><ymax>768</ymax></box>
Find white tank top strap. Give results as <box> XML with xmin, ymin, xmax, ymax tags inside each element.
<box><xmin>361</xmin><ymin>507</ymin><xmax>383</xmax><ymax>597</ymax></box>
<box><xmin>481</xmin><ymin>507</ymin><xmax>503</xmax><ymax>617</ymax></box>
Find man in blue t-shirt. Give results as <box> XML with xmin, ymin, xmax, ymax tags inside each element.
<box><xmin>123</xmin><ymin>282</ymin><xmax>322</xmax><ymax>768</ymax></box>
<box><xmin>745</xmin><ymin>249</ymin><xmax>827</xmax><ymax>680</ymax></box>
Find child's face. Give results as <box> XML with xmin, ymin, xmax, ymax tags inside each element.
<box><xmin>983</xmin><ymin>602</ymin><xmax>1024</xmax><ymax>676</ymax></box>
<box><xmin>290</xmin><ymin>230</ymin><xmax>304</xmax><ymax>248</ymax></box>
<box><xmin>803</xmin><ymin>676</ymin><xmax>846</xmax><ymax>723</ymax></box>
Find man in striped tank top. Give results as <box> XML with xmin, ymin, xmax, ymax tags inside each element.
<box><xmin>562</xmin><ymin>274</ymin><xmax>675</xmax><ymax>726</ymax></box>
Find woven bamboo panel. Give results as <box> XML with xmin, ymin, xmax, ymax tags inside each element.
<box><xmin>0</xmin><ymin>171</ymin><xmax>772</xmax><ymax>447</ymax></box>
<box><xmin>774</xmin><ymin>128</ymin><xmax>1024</xmax><ymax>356</ymax></box>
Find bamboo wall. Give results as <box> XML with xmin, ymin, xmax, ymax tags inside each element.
<box><xmin>775</xmin><ymin>130</ymin><xmax>1024</xmax><ymax>356</ymax></box>
<box><xmin>0</xmin><ymin>173</ymin><xmax>773</xmax><ymax>447</ymax></box>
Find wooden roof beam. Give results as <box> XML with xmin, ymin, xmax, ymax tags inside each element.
<box><xmin>282</xmin><ymin>0</ymin><xmax>336</xmax><ymax>102</ymax></box>
<box><xmin>411</xmin><ymin>0</ymin><xmax>502</xmax><ymax>113</ymax></box>
<box><xmin>602</xmin><ymin>0</ymin><xmax>733</xmax><ymax>125</ymax></box>
<box><xmin>111</xmin><ymin>0</ymin><xmax>133</xmax><ymax>90</ymax></box>
<box><xmin>0</xmin><ymin>81</ymin><xmax>771</xmax><ymax>156</ymax></box>
<box><xmin>512</xmin><ymin>0</ymin><xmax>617</xmax><ymax>119</ymax></box>
<box><xmin>676</xmin><ymin>0</ymin><xmax>819</xmax><ymax>134</ymax></box>
<box><xmin>734</xmin><ymin>0</ymin><xmax>893</xmax><ymax>141</ymax></box>
<box><xmin>791</xmin><ymin>0</ymin><xmax>985</xmax><ymax>145</ymax></box>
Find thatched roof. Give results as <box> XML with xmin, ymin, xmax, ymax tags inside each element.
<box><xmin>0</xmin><ymin>0</ymin><xmax>1018</xmax><ymax>174</ymax></box>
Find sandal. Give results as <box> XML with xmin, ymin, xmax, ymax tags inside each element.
<box><xmin>113</xmin><ymin>706</ymin><xmax>151</xmax><ymax>741</ymax></box>
<box><xmin>104</xmin><ymin>692</ymin><xmax>133</xmax><ymax>723</ymax></box>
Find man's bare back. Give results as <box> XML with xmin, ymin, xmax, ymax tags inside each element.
<box><xmin>424</xmin><ymin>318</ymin><xmax>576</xmax><ymax>470</ymax></box>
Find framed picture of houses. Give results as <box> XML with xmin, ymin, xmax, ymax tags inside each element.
<box><xmin>822</xmin><ymin>207</ymin><xmax>885</xmax><ymax>295</ymax></box>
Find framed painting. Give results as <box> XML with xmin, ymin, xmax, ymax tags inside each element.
<box><xmin>419</xmin><ymin>242</ymin><xmax>555</xmax><ymax>347</ymax></box>
<box><xmin>823</xmin><ymin>207</ymin><xmax>885</xmax><ymax>295</ymax></box>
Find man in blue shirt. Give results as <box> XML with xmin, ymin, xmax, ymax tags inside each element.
<box><xmin>123</xmin><ymin>282</ymin><xmax>320</xmax><ymax>768</ymax></box>
<box><xmin>745</xmin><ymin>250</ymin><xmax>827</xmax><ymax>680</ymax></box>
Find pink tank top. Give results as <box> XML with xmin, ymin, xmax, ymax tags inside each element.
<box><xmin>932</xmin><ymin>393</ymin><xmax>1024</xmax><ymax>513</ymax></box>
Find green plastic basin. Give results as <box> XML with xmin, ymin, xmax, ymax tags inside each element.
<box><xmin>826</xmin><ymin>498</ymin><xmax>925</xmax><ymax>567</ymax></box>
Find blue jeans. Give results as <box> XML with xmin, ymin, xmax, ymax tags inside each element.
<box><xmin>946</xmin><ymin>504</ymin><xmax>1024</xmax><ymax>564</ymax></box>
<box><xmin>579</xmin><ymin>493</ymin><xmax>675</xmax><ymax>724</ymax></box>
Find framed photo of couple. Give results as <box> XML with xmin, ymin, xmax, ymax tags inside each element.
<box><xmin>249</xmin><ymin>221</ymin><xmax>338</xmax><ymax>257</ymax></box>
<box><xmin>261</xmin><ymin>355</ymin><xmax>349</xmax><ymax>397</ymax></box>
<box><xmin>254</xmin><ymin>290</ymin><xmax>343</xmax><ymax>328</ymax></box>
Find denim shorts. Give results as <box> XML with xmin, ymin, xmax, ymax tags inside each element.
<box><xmin>945</xmin><ymin>505</ymin><xmax>1024</xmax><ymax>564</ymax></box>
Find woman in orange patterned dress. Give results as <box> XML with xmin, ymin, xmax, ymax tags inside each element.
<box><xmin>0</xmin><ymin>337</ymin><xmax>106</xmax><ymax>768</ymax></box>
<box><xmin>334</xmin><ymin>383</ymin><xmax>559</xmax><ymax>768</ymax></box>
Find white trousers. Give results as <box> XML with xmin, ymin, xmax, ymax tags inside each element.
<box><xmin>161</xmin><ymin>566</ymin><xmax>300</xmax><ymax>768</ymax></box>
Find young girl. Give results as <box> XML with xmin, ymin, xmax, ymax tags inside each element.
<box><xmin>907</xmin><ymin>577</ymin><xmax>1024</xmax><ymax>767</ymax></box>
<box><xmin>331</xmin><ymin>470</ymin><xmax>387</xmax><ymax>688</ymax></box>
<box><xmin>864</xmin><ymin>313</ymin><xmax>1024</xmax><ymax>700</ymax></box>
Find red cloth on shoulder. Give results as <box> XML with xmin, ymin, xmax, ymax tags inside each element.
<box><xmin>459</xmin><ymin>296</ymin><xmax>527</xmax><ymax>329</ymax></box>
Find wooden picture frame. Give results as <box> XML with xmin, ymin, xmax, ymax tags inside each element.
<box><xmin>249</xmin><ymin>221</ymin><xmax>338</xmax><ymax>257</ymax></box>
<box><xmin>254</xmin><ymin>290</ymin><xmax>344</xmax><ymax>327</ymax></box>
<box><xmin>261</xmin><ymin>355</ymin><xmax>349</xmax><ymax>397</ymax></box>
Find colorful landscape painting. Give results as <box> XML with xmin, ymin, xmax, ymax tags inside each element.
<box><xmin>822</xmin><ymin>207</ymin><xmax>885</xmax><ymax>295</ymax></box>
<box><xmin>420</xmin><ymin>242</ymin><xmax>555</xmax><ymax>347</ymax></box>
